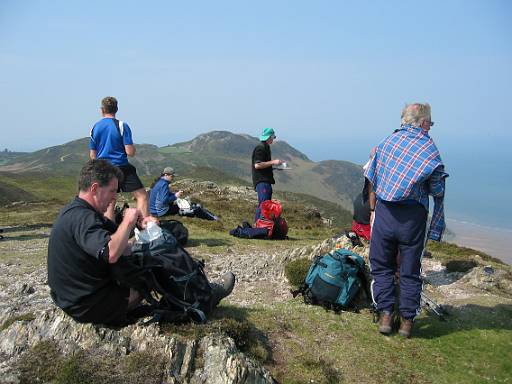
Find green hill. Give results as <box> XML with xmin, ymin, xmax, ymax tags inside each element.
<box><xmin>0</xmin><ymin>131</ymin><xmax>363</xmax><ymax>211</ymax></box>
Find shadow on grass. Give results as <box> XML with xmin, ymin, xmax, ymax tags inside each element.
<box><xmin>186</xmin><ymin>238</ymin><xmax>233</xmax><ymax>248</ymax></box>
<box><xmin>0</xmin><ymin>223</ymin><xmax>52</xmax><ymax>232</ymax></box>
<box><xmin>2</xmin><ymin>233</ymin><xmax>50</xmax><ymax>242</ymax></box>
<box><xmin>414</xmin><ymin>303</ymin><xmax>512</xmax><ymax>339</ymax></box>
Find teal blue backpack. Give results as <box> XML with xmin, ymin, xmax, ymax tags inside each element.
<box><xmin>293</xmin><ymin>249</ymin><xmax>369</xmax><ymax>311</ymax></box>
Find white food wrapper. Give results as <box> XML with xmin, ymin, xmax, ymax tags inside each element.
<box><xmin>134</xmin><ymin>221</ymin><xmax>163</xmax><ymax>243</ymax></box>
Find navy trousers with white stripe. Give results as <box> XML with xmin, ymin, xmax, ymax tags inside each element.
<box><xmin>370</xmin><ymin>200</ymin><xmax>427</xmax><ymax>319</ymax></box>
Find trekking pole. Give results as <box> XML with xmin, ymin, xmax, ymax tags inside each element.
<box><xmin>420</xmin><ymin>292</ymin><xmax>448</xmax><ymax>321</ymax></box>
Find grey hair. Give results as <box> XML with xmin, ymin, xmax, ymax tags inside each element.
<box><xmin>401</xmin><ymin>103</ymin><xmax>431</xmax><ymax>127</ymax></box>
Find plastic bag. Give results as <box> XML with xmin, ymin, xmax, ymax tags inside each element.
<box><xmin>134</xmin><ymin>221</ymin><xmax>163</xmax><ymax>243</ymax></box>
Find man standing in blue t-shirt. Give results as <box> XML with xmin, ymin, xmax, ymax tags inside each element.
<box><xmin>89</xmin><ymin>96</ymin><xmax>149</xmax><ymax>219</ymax></box>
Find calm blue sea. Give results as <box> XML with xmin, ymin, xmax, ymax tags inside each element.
<box><xmin>297</xmin><ymin>135</ymin><xmax>511</xmax><ymax>264</ymax></box>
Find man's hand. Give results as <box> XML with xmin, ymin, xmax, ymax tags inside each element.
<box><xmin>175</xmin><ymin>190</ymin><xmax>183</xmax><ymax>199</ymax></box>
<box><xmin>273</xmin><ymin>159</ymin><xmax>284</xmax><ymax>165</ymax></box>
<box><xmin>123</xmin><ymin>208</ymin><xmax>142</xmax><ymax>227</ymax></box>
<box><xmin>138</xmin><ymin>215</ymin><xmax>159</xmax><ymax>229</ymax></box>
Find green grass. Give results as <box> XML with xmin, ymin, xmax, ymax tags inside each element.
<box><xmin>3</xmin><ymin>170</ymin><xmax>512</xmax><ymax>383</ymax></box>
<box><xmin>16</xmin><ymin>341</ymin><xmax>166</xmax><ymax>384</ymax></box>
<box><xmin>0</xmin><ymin>313</ymin><xmax>36</xmax><ymax>331</ymax></box>
<box><xmin>428</xmin><ymin>240</ymin><xmax>506</xmax><ymax>267</ymax></box>
<box><xmin>0</xmin><ymin>173</ymin><xmax>77</xmax><ymax>203</ymax></box>
<box><xmin>158</xmin><ymin>146</ymin><xmax>193</xmax><ymax>154</ymax></box>
<box><xmin>236</xmin><ymin>300</ymin><xmax>512</xmax><ymax>384</ymax></box>
<box><xmin>284</xmin><ymin>257</ymin><xmax>311</xmax><ymax>288</ymax></box>
<box><xmin>13</xmin><ymin>300</ymin><xmax>512</xmax><ymax>384</ymax></box>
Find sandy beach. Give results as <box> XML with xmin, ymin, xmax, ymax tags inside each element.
<box><xmin>446</xmin><ymin>218</ymin><xmax>511</xmax><ymax>265</ymax></box>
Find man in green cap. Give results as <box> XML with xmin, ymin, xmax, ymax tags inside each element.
<box><xmin>251</xmin><ymin>128</ymin><xmax>284</xmax><ymax>222</ymax></box>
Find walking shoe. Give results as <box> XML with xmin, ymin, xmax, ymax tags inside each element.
<box><xmin>399</xmin><ymin>317</ymin><xmax>414</xmax><ymax>338</ymax></box>
<box><xmin>378</xmin><ymin>311</ymin><xmax>393</xmax><ymax>335</ymax></box>
<box><xmin>210</xmin><ymin>272</ymin><xmax>236</xmax><ymax>307</ymax></box>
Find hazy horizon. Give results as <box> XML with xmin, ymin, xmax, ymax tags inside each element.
<box><xmin>1</xmin><ymin>0</ymin><xmax>510</xmax><ymax>232</ymax></box>
<box><xmin>3</xmin><ymin>127</ymin><xmax>510</xmax><ymax>235</ymax></box>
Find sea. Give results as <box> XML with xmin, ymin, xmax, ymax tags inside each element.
<box><xmin>445</xmin><ymin>218</ymin><xmax>512</xmax><ymax>265</ymax></box>
<box><xmin>299</xmin><ymin>135</ymin><xmax>512</xmax><ymax>265</ymax></box>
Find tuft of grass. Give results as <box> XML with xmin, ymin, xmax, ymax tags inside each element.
<box><xmin>54</xmin><ymin>351</ymin><xmax>95</xmax><ymax>384</ymax></box>
<box><xmin>444</xmin><ymin>259</ymin><xmax>478</xmax><ymax>273</ymax></box>
<box><xmin>300</xmin><ymin>357</ymin><xmax>343</xmax><ymax>384</ymax></box>
<box><xmin>284</xmin><ymin>258</ymin><xmax>311</xmax><ymax>288</ymax></box>
<box><xmin>122</xmin><ymin>351</ymin><xmax>165</xmax><ymax>382</ymax></box>
<box><xmin>17</xmin><ymin>341</ymin><xmax>63</xmax><ymax>384</ymax></box>
<box><xmin>0</xmin><ymin>313</ymin><xmax>35</xmax><ymax>331</ymax></box>
<box><xmin>161</xmin><ymin>304</ymin><xmax>271</xmax><ymax>363</ymax></box>
<box><xmin>17</xmin><ymin>342</ymin><xmax>167</xmax><ymax>384</ymax></box>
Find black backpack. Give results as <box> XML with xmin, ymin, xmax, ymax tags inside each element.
<box><xmin>111</xmin><ymin>228</ymin><xmax>213</xmax><ymax>324</ymax></box>
<box><xmin>159</xmin><ymin>219</ymin><xmax>189</xmax><ymax>246</ymax></box>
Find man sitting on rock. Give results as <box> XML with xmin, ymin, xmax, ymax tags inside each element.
<box><xmin>149</xmin><ymin>166</ymin><xmax>183</xmax><ymax>217</ymax></box>
<box><xmin>47</xmin><ymin>160</ymin><xmax>155</xmax><ymax>325</ymax></box>
<box><xmin>149</xmin><ymin>166</ymin><xmax>218</xmax><ymax>220</ymax></box>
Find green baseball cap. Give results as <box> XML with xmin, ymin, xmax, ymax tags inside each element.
<box><xmin>259</xmin><ymin>127</ymin><xmax>276</xmax><ymax>141</ymax></box>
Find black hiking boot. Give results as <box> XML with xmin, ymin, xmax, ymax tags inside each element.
<box><xmin>210</xmin><ymin>272</ymin><xmax>236</xmax><ymax>307</ymax></box>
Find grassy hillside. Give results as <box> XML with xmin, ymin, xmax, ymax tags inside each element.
<box><xmin>0</xmin><ymin>168</ymin><xmax>353</xmax><ymax>232</ymax></box>
<box><xmin>1</xmin><ymin>167</ymin><xmax>511</xmax><ymax>383</ymax></box>
<box><xmin>0</xmin><ymin>131</ymin><xmax>364</xmax><ymax>211</ymax></box>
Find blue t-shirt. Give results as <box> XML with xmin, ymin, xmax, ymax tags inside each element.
<box><xmin>89</xmin><ymin>118</ymin><xmax>134</xmax><ymax>166</ymax></box>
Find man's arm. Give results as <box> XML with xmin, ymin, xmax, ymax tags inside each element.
<box><xmin>89</xmin><ymin>150</ymin><xmax>97</xmax><ymax>160</ymax></box>
<box><xmin>125</xmin><ymin>144</ymin><xmax>136</xmax><ymax>157</ymax></box>
<box><xmin>427</xmin><ymin>166</ymin><xmax>449</xmax><ymax>241</ymax></box>
<box><xmin>367</xmin><ymin>181</ymin><xmax>377</xmax><ymax>225</ymax></box>
<box><xmin>107</xmin><ymin>208</ymin><xmax>140</xmax><ymax>263</ymax></box>
<box><xmin>428</xmin><ymin>166</ymin><xmax>447</xmax><ymax>198</ymax></box>
<box><xmin>254</xmin><ymin>159</ymin><xmax>282</xmax><ymax>169</ymax></box>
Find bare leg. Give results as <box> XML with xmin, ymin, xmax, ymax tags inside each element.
<box><xmin>132</xmin><ymin>188</ymin><xmax>149</xmax><ymax>217</ymax></box>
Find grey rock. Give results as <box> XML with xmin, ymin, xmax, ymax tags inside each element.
<box><xmin>462</xmin><ymin>266</ymin><xmax>512</xmax><ymax>295</ymax></box>
<box><xmin>0</xmin><ymin>308</ymin><xmax>275</xmax><ymax>383</ymax></box>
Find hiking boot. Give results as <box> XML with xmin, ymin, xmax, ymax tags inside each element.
<box><xmin>399</xmin><ymin>317</ymin><xmax>414</xmax><ymax>338</ymax></box>
<box><xmin>211</xmin><ymin>272</ymin><xmax>236</xmax><ymax>307</ymax></box>
<box><xmin>378</xmin><ymin>311</ymin><xmax>393</xmax><ymax>335</ymax></box>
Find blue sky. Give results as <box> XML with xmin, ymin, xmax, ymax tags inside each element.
<box><xmin>1</xmin><ymin>0</ymin><xmax>511</xmax><ymax>227</ymax></box>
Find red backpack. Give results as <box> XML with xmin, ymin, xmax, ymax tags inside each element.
<box><xmin>255</xmin><ymin>200</ymin><xmax>289</xmax><ymax>239</ymax></box>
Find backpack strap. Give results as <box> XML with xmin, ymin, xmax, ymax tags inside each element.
<box><xmin>114</xmin><ymin>119</ymin><xmax>125</xmax><ymax>137</ymax></box>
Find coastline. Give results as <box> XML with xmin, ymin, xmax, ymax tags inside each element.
<box><xmin>445</xmin><ymin>218</ymin><xmax>512</xmax><ymax>265</ymax></box>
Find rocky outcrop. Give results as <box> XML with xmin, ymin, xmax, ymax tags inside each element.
<box><xmin>0</xmin><ymin>307</ymin><xmax>275</xmax><ymax>384</ymax></box>
<box><xmin>1</xmin><ymin>224</ymin><xmax>511</xmax><ymax>383</ymax></box>
<box><xmin>283</xmin><ymin>234</ymin><xmax>369</xmax><ymax>263</ymax></box>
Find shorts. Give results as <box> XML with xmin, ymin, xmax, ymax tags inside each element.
<box><xmin>65</xmin><ymin>284</ymin><xmax>130</xmax><ymax>326</ymax></box>
<box><xmin>118</xmin><ymin>163</ymin><xmax>144</xmax><ymax>193</ymax></box>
